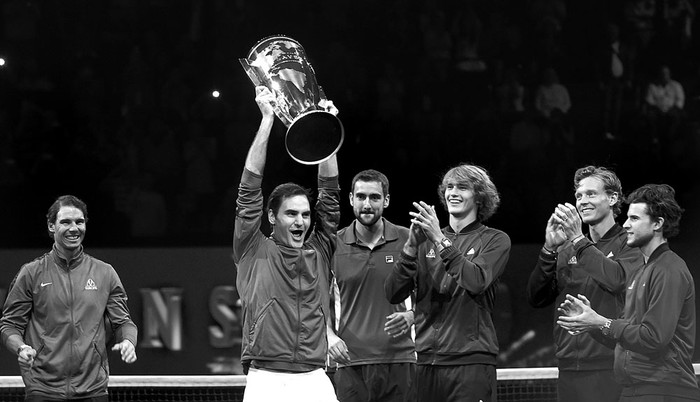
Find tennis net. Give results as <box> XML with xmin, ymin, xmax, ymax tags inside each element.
<box><xmin>5</xmin><ymin>365</ymin><xmax>700</xmax><ymax>401</ymax></box>
<box><xmin>0</xmin><ymin>368</ymin><xmax>556</xmax><ymax>402</ymax></box>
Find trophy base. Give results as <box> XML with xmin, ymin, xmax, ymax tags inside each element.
<box><xmin>286</xmin><ymin>111</ymin><xmax>344</xmax><ymax>165</ymax></box>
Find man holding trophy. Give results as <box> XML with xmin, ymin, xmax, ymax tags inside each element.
<box><xmin>234</xmin><ymin>36</ymin><xmax>343</xmax><ymax>402</ymax></box>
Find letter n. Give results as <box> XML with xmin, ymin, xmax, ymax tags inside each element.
<box><xmin>140</xmin><ymin>288</ymin><xmax>183</xmax><ymax>351</ymax></box>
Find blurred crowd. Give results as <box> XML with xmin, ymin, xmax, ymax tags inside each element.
<box><xmin>1</xmin><ymin>0</ymin><xmax>699</xmax><ymax>246</ymax></box>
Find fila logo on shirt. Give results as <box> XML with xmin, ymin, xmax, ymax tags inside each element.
<box><xmin>385</xmin><ymin>255</ymin><xmax>394</xmax><ymax>264</ymax></box>
<box><xmin>85</xmin><ymin>279</ymin><xmax>98</xmax><ymax>291</ymax></box>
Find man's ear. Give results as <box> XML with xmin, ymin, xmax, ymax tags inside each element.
<box><xmin>48</xmin><ymin>222</ymin><xmax>56</xmax><ymax>234</ymax></box>
<box><xmin>348</xmin><ymin>192</ymin><xmax>354</xmax><ymax>207</ymax></box>
<box><xmin>268</xmin><ymin>210</ymin><xmax>276</xmax><ymax>226</ymax></box>
<box><xmin>384</xmin><ymin>194</ymin><xmax>390</xmax><ymax>208</ymax></box>
<box><xmin>609</xmin><ymin>192</ymin><xmax>618</xmax><ymax>206</ymax></box>
<box><xmin>653</xmin><ymin>217</ymin><xmax>665</xmax><ymax>233</ymax></box>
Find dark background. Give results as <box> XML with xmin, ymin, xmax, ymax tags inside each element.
<box><xmin>1</xmin><ymin>0</ymin><xmax>700</xmax><ymax>373</ymax></box>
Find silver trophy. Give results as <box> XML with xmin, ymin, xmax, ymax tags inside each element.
<box><xmin>240</xmin><ymin>35</ymin><xmax>344</xmax><ymax>165</ymax></box>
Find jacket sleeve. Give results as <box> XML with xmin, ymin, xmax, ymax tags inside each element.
<box><xmin>308</xmin><ymin>175</ymin><xmax>340</xmax><ymax>265</ymax></box>
<box><xmin>441</xmin><ymin>231</ymin><xmax>511</xmax><ymax>295</ymax></box>
<box><xmin>385</xmin><ymin>251</ymin><xmax>419</xmax><ymax>304</ymax></box>
<box><xmin>0</xmin><ymin>266</ymin><xmax>33</xmax><ymax>347</ymax></box>
<box><xmin>106</xmin><ymin>267</ymin><xmax>138</xmax><ymax>346</ymax></box>
<box><xmin>609</xmin><ymin>263</ymin><xmax>690</xmax><ymax>355</ymax></box>
<box><xmin>233</xmin><ymin>168</ymin><xmax>265</xmax><ymax>265</ymax></box>
<box><xmin>573</xmin><ymin>239</ymin><xmax>628</xmax><ymax>293</ymax></box>
<box><xmin>526</xmin><ymin>249</ymin><xmax>559</xmax><ymax>308</ymax></box>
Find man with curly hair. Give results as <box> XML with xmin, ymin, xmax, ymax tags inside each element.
<box><xmin>385</xmin><ymin>163</ymin><xmax>511</xmax><ymax>402</ymax></box>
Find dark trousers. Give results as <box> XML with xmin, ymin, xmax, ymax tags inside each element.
<box><xmin>415</xmin><ymin>364</ymin><xmax>496</xmax><ymax>402</ymax></box>
<box><xmin>558</xmin><ymin>369</ymin><xmax>621</xmax><ymax>402</ymax></box>
<box><xmin>335</xmin><ymin>363</ymin><xmax>415</xmax><ymax>402</ymax></box>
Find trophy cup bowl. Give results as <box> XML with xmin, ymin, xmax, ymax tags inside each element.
<box><xmin>240</xmin><ymin>35</ymin><xmax>344</xmax><ymax>165</ymax></box>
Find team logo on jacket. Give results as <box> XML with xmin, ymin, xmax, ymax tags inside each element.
<box><xmin>606</xmin><ymin>251</ymin><xmax>614</xmax><ymax>258</ymax></box>
<box><xmin>567</xmin><ymin>256</ymin><xmax>577</xmax><ymax>265</ymax></box>
<box><xmin>85</xmin><ymin>279</ymin><xmax>98</xmax><ymax>290</ymax></box>
<box><xmin>385</xmin><ymin>255</ymin><xmax>394</xmax><ymax>263</ymax></box>
<box><xmin>467</xmin><ymin>248</ymin><xmax>475</xmax><ymax>255</ymax></box>
<box><xmin>426</xmin><ymin>248</ymin><xmax>436</xmax><ymax>259</ymax></box>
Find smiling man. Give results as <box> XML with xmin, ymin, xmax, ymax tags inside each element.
<box><xmin>233</xmin><ymin>86</ymin><xmax>340</xmax><ymax>402</ymax></box>
<box><xmin>526</xmin><ymin>165</ymin><xmax>642</xmax><ymax>402</ymax></box>
<box><xmin>385</xmin><ymin>163</ymin><xmax>511</xmax><ymax>402</ymax></box>
<box><xmin>327</xmin><ymin>169</ymin><xmax>415</xmax><ymax>402</ymax></box>
<box><xmin>555</xmin><ymin>184</ymin><xmax>700</xmax><ymax>401</ymax></box>
<box><xmin>0</xmin><ymin>195</ymin><xmax>138</xmax><ymax>401</ymax></box>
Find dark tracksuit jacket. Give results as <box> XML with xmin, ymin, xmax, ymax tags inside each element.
<box><xmin>234</xmin><ymin>168</ymin><xmax>340</xmax><ymax>373</ymax></box>
<box><xmin>0</xmin><ymin>247</ymin><xmax>138</xmax><ymax>399</ymax></box>
<box><xmin>573</xmin><ymin>241</ymin><xmax>700</xmax><ymax>399</ymax></box>
<box><xmin>384</xmin><ymin>221</ymin><xmax>511</xmax><ymax>366</ymax></box>
<box><xmin>526</xmin><ymin>224</ymin><xmax>642</xmax><ymax>371</ymax></box>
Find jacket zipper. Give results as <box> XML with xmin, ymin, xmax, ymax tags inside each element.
<box><xmin>294</xmin><ymin>263</ymin><xmax>301</xmax><ymax>363</ymax></box>
<box><xmin>67</xmin><ymin>264</ymin><xmax>75</xmax><ymax>398</ymax></box>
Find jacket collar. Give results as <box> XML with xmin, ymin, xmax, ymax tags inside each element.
<box><xmin>647</xmin><ymin>242</ymin><xmax>670</xmax><ymax>264</ymax></box>
<box><xmin>340</xmin><ymin>218</ymin><xmax>401</xmax><ymax>245</ymax></box>
<box><xmin>51</xmin><ymin>244</ymin><xmax>85</xmax><ymax>269</ymax></box>
<box><xmin>600</xmin><ymin>223</ymin><xmax>624</xmax><ymax>240</ymax></box>
<box><xmin>445</xmin><ymin>220</ymin><xmax>483</xmax><ymax>235</ymax></box>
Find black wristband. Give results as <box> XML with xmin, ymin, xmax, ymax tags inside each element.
<box><xmin>542</xmin><ymin>245</ymin><xmax>557</xmax><ymax>255</ymax></box>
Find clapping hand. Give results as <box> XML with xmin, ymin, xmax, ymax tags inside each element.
<box><xmin>556</xmin><ymin>294</ymin><xmax>603</xmax><ymax>336</ymax></box>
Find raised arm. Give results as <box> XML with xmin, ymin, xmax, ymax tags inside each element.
<box><xmin>244</xmin><ymin>86</ymin><xmax>276</xmax><ymax>176</ymax></box>
<box><xmin>318</xmin><ymin>154</ymin><xmax>338</xmax><ymax>178</ymax></box>
<box><xmin>527</xmin><ymin>213</ymin><xmax>567</xmax><ymax>307</ymax></box>
<box><xmin>317</xmin><ymin>98</ymin><xmax>339</xmax><ymax>179</ymax></box>
<box><xmin>385</xmin><ymin>222</ymin><xmax>425</xmax><ymax>304</ymax></box>
<box><xmin>234</xmin><ymin>86</ymin><xmax>275</xmax><ymax>264</ymax></box>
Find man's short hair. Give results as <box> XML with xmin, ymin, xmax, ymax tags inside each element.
<box><xmin>573</xmin><ymin>165</ymin><xmax>624</xmax><ymax>217</ymax></box>
<box><xmin>350</xmin><ymin>169</ymin><xmax>389</xmax><ymax>196</ymax></box>
<box><xmin>47</xmin><ymin>195</ymin><xmax>88</xmax><ymax>225</ymax></box>
<box><xmin>266</xmin><ymin>183</ymin><xmax>312</xmax><ymax>216</ymax></box>
<box><xmin>627</xmin><ymin>184</ymin><xmax>684</xmax><ymax>239</ymax></box>
<box><xmin>438</xmin><ymin>164</ymin><xmax>501</xmax><ymax>222</ymax></box>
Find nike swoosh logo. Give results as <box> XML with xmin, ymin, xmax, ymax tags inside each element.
<box><xmin>40</xmin><ymin>282</ymin><xmax>52</xmax><ymax>287</ymax></box>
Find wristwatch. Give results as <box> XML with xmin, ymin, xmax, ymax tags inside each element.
<box><xmin>600</xmin><ymin>319</ymin><xmax>613</xmax><ymax>337</ymax></box>
<box><xmin>437</xmin><ymin>237</ymin><xmax>452</xmax><ymax>249</ymax></box>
